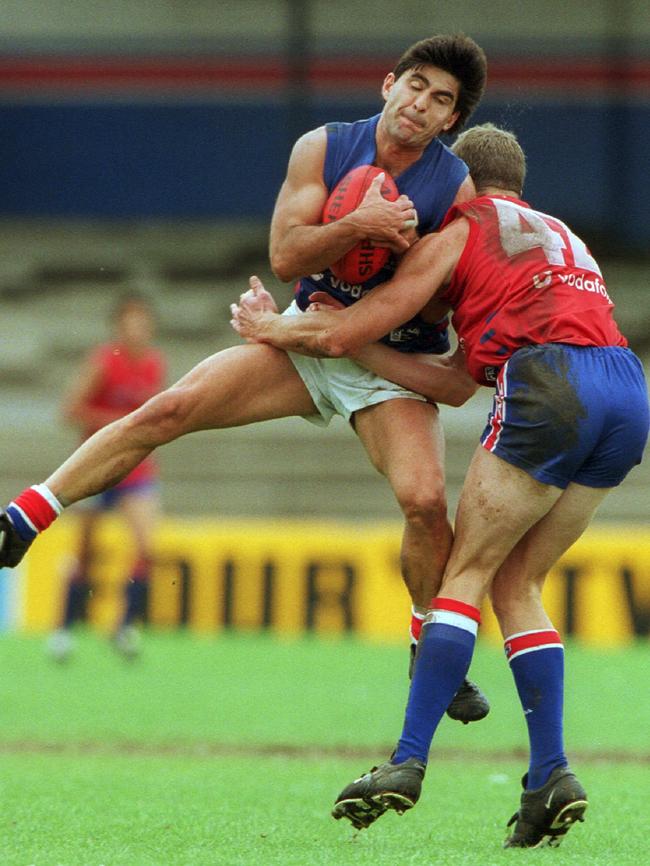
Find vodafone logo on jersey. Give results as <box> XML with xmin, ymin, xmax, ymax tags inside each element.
<box><xmin>558</xmin><ymin>271</ymin><xmax>613</xmax><ymax>302</ymax></box>
<box><xmin>310</xmin><ymin>271</ymin><xmax>367</xmax><ymax>299</ymax></box>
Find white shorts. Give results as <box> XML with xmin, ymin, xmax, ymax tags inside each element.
<box><xmin>283</xmin><ymin>301</ymin><xmax>427</xmax><ymax>426</ymax></box>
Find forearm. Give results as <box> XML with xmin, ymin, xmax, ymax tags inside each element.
<box><xmin>245</xmin><ymin>309</ymin><xmax>345</xmax><ymax>357</ymax></box>
<box><xmin>270</xmin><ymin>219</ymin><xmax>365</xmax><ymax>283</ymax></box>
<box><xmin>65</xmin><ymin>405</ymin><xmax>125</xmax><ymax>433</ymax></box>
<box><xmin>351</xmin><ymin>344</ymin><xmax>478</xmax><ymax>407</ymax></box>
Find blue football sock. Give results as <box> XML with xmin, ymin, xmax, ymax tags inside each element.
<box><xmin>62</xmin><ymin>579</ymin><xmax>91</xmax><ymax>628</ymax></box>
<box><xmin>393</xmin><ymin>598</ymin><xmax>480</xmax><ymax>764</ymax></box>
<box><xmin>505</xmin><ymin>629</ymin><xmax>567</xmax><ymax>789</ymax></box>
<box><xmin>122</xmin><ymin>580</ymin><xmax>149</xmax><ymax>626</ymax></box>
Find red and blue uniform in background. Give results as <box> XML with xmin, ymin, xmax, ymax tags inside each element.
<box><xmin>440</xmin><ymin>195</ymin><xmax>649</xmax><ymax>488</ymax></box>
<box><xmin>84</xmin><ymin>342</ymin><xmax>165</xmax><ymax>506</ymax></box>
<box><xmin>295</xmin><ymin>114</ymin><xmax>468</xmax><ymax>355</ymax></box>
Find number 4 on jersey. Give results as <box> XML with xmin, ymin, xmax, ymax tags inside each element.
<box><xmin>493</xmin><ymin>199</ymin><xmax>601</xmax><ymax>275</ymax></box>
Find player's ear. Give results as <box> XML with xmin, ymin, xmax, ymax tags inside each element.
<box><xmin>442</xmin><ymin>111</ymin><xmax>460</xmax><ymax>133</ymax></box>
<box><xmin>381</xmin><ymin>72</ymin><xmax>396</xmax><ymax>101</ymax></box>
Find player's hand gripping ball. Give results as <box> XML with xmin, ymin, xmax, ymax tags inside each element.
<box><xmin>322</xmin><ymin>165</ymin><xmax>399</xmax><ymax>284</ymax></box>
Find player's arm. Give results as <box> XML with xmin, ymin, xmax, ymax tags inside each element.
<box><xmin>61</xmin><ymin>353</ymin><xmax>118</xmax><ymax>434</ymax></box>
<box><xmin>351</xmin><ymin>343</ymin><xmax>477</xmax><ymax>407</ymax></box>
<box><xmin>234</xmin><ymin>218</ymin><xmax>468</xmax><ymax>356</ymax></box>
<box><xmin>269</xmin><ymin>128</ymin><xmax>414</xmax><ymax>282</ymax></box>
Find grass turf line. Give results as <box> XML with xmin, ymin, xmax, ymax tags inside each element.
<box><xmin>1</xmin><ymin>630</ymin><xmax>648</xmax><ymax>755</ymax></box>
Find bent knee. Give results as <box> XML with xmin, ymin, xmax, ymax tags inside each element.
<box><xmin>397</xmin><ymin>485</ymin><xmax>448</xmax><ymax>525</ymax></box>
<box><xmin>490</xmin><ymin>580</ymin><xmax>542</xmax><ymax>622</ymax></box>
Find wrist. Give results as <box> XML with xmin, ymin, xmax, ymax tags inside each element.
<box><xmin>338</xmin><ymin>213</ymin><xmax>368</xmax><ymax>243</ymax></box>
<box><xmin>254</xmin><ymin>310</ymin><xmax>280</xmax><ymax>340</ymax></box>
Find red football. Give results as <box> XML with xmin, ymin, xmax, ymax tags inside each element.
<box><xmin>322</xmin><ymin>165</ymin><xmax>399</xmax><ymax>284</ymax></box>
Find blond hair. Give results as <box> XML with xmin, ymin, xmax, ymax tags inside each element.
<box><xmin>452</xmin><ymin>123</ymin><xmax>526</xmax><ymax>194</ymax></box>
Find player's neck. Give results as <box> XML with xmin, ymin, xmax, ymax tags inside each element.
<box><xmin>374</xmin><ymin>124</ymin><xmax>428</xmax><ymax>176</ymax></box>
<box><xmin>478</xmin><ymin>186</ymin><xmax>520</xmax><ymax>199</ymax></box>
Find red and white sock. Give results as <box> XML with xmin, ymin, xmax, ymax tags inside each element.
<box><xmin>410</xmin><ymin>607</ymin><xmax>426</xmax><ymax>647</ymax></box>
<box><xmin>504</xmin><ymin>628</ymin><xmax>563</xmax><ymax>662</ymax></box>
<box><xmin>5</xmin><ymin>484</ymin><xmax>63</xmax><ymax>541</ymax></box>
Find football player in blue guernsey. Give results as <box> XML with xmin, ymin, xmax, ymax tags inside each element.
<box><xmin>0</xmin><ymin>34</ymin><xmax>488</xmax><ymax>722</ymax></box>
<box><xmin>269</xmin><ymin>33</ymin><xmax>488</xmax><ymax>719</ymax></box>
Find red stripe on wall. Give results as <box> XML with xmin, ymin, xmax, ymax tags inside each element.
<box><xmin>0</xmin><ymin>56</ymin><xmax>649</xmax><ymax>92</ymax></box>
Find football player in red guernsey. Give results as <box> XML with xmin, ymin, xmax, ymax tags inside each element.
<box><xmin>46</xmin><ymin>293</ymin><xmax>166</xmax><ymax>661</ymax></box>
<box><xmin>0</xmin><ymin>34</ymin><xmax>489</xmax><ymax>722</ymax></box>
<box><xmin>230</xmin><ymin>124</ymin><xmax>649</xmax><ymax>848</ymax></box>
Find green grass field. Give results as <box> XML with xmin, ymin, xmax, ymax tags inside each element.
<box><xmin>1</xmin><ymin>630</ymin><xmax>648</xmax><ymax>865</ymax></box>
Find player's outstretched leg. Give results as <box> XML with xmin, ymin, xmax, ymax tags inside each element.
<box><xmin>504</xmin><ymin>766</ymin><xmax>587</xmax><ymax>848</ymax></box>
<box><xmin>332</xmin><ymin>758</ymin><xmax>426</xmax><ymax>830</ymax></box>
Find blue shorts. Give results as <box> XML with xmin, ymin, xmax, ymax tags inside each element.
<box><xmin>79</xmin><ymin>479</ymin><xmax>159</xmax><ymax>512</ymax></box>
<box><xmin>480</xmin><ymin>344</ymin><xmax>649</xmax><ymax>489</ymax></box>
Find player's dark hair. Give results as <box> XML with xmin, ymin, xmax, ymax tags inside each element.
<box><xmin>452</xmin><ymin>123</ymin><xmax>526</xmax><ymax>195</ymax></box>
<box><xmin>393</xmin><ymin>34</ymin><xmax>487</xmax><ymax>132</ymax></box>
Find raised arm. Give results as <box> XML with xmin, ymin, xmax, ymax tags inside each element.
<box><xmin>269</xmin><ymin>128</ymin><xmax>416</xmax><ymax>282</ymax></box>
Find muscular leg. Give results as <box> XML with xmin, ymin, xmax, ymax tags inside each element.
<box><xmin>353</xmin><ymin>398</ymin><xmax>451</xmax><ymax>608</ymax></box>
<box><xmin>353</xmin><ymin>398</ymin><xmax>488</xmax><ymax>722</ymax></box>
<box><xmin>486</xmin><ymin>480</ymin><xmax>609</xmax><ymax>810</ymax></box>
<box><xmin>490</xmin><ymin>481</ymin><xmax>610</xmax><ymax>636</ymax></box>
<box><xmin>46</xmin><ymin>345</ymin><xmax>317</xmax><ymax>505</ymax></box>
<box><xmin>397</xmin><ymin>447</ymin><xmax>609</xmax><ymax>796</ymax></box>
<box><xmin>394</xmin><ymin>449</ymin><xmax>571</xmax><ymax>757</ymax></box>
<box><xmin>440</xmin><ymin>446</ymin><xmax>564</xmax><ymax>606</ymax></box>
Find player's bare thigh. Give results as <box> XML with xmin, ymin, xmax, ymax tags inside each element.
<box><xmin>353</xmin><ymin>398</ymin><xmax>446</xmax><ymax>494</ymax></box>
<box><xmin>440</xmin><ymin>446</ymin><xmax>566</xmax><ymax>605</ymax></box>
<box><xmin>164</xmin><ymin>343</ymin><xmax>317</xmax><ymax>432</ymax></box>
<box><xmin>490</xmin><ymin>479</ymin><xmax>611</xmax><ymax>634</ymax></box>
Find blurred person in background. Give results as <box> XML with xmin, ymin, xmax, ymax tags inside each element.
<box><xmin>47</xmin><ymin>293</ymin><xmax>166</xmax><ymax>661</ymax></box>
<box><xmin>0</xmin><ymin>33</ymin><xmax>489</xmax><ymax>719</ymax></box>
<box><xmin>231</xmin><ymin>124</ymin><xmax>650</xmax><ymax>848</ymax></box>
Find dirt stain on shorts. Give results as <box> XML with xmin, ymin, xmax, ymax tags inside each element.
<box><xmin>505</xmin><ymin>345</ymin><xmax>588</xmax><ymax>468</ymax></box>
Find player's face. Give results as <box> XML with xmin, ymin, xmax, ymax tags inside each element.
<box><xmin>117</xmin><ymin>304</ymin><xmax>155</xmax><ymax>348</ymax></box>
<box><xmin>380</xmin><ymin>65</ymin><xmax>460</xmax><ymax>148</ymax></box>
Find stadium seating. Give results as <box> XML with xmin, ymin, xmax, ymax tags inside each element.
<box><xmin>0</xmin><ymin>221</ymin><xmax>648</xmax><ymax>523</ymax></box>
